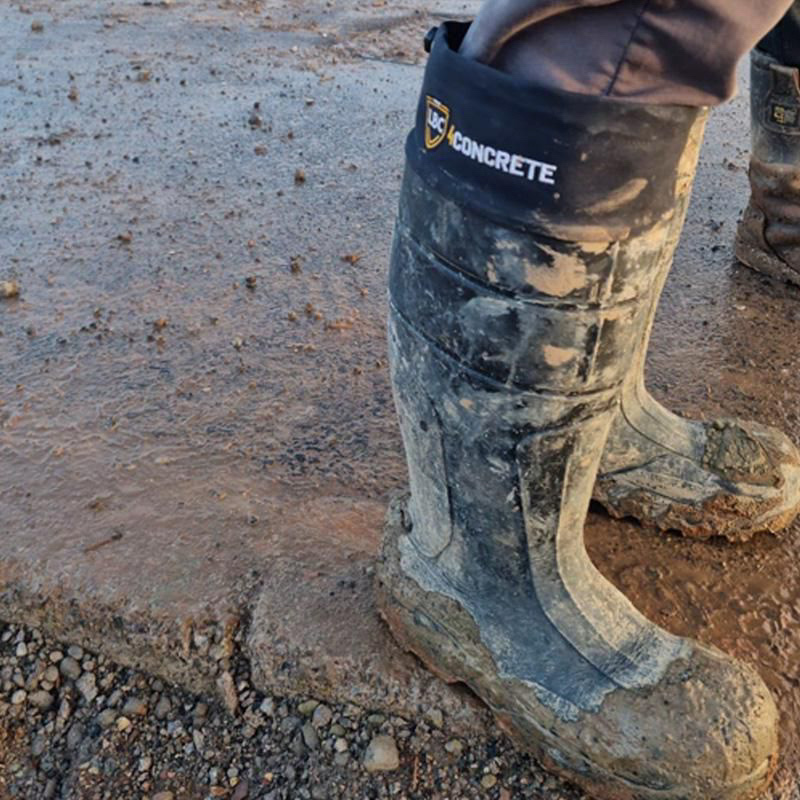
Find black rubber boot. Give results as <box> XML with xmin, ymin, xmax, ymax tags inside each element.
<box><xmin>737</xmin><ymin>48</ymin><xmax>800</xmax><ymax>285</ymax></box>
<box><xmin>377</xmin><ymin>23</ymin><xmax>778</xmax><ymax>800</ymax></box>
<box><xmin>595</xmin><ymin>98</ymin><xmax>800</xmax><ymax>541</ymax></box>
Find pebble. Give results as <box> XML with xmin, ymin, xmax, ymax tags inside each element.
<box><xmin>76</xmin><ymin>673</ymin><xmax>97</xmax><ymax>704</ymax></box>
<box><xmin>0</xmin><ymin>607</ymin><xmax>580</xmax><ymax>799</ymax></box>
<box><xmin>29</xmin><ymin>690</ymin><xmax>54</xmax><ymax>710</ymax></box>
<box><xmin>15</xmin><ymin>642</ymin><xmax>28</xmax><ymax>658</ymax></box>
<box><xmin>259</xmin><ymin>697</ymin><xmax>275</xmax><ymax>716</ymax></box>
<box><xmin>298</xmin><ymin>699</ymin><xmax>319</xmax><ymax>716</ymax></box>
<box><xmin>290</xmin><ymin>732</ymin><xmax>306</xmax><ymax>758</ymax></box>
<box><xmin>67</xmin><ymin>645</ymin><xmax>83</xmax><ymax>660</ymax></box>
<box><xmin>280</xmin><ymin>715</ymin><xmax>301</xmax><ymax>734</ymax></box>
<box><xmin>217</xmin><ymin>671</ymin><xmax>238</xmax><ymax>715</ymax></box>
<box><xmin>231</xmin><ymin>782</ymin><xmax>249</xmax><ymax>800</ymax></box>
<box><xmin>152</xmin><ymin>792</ymin><xmax>174</xmax><ymax>800</ymax></box>
<box><xmin>98</xmin><ymin>709</ymin><xmax>117</xmax><ymax>729</ymax></box>
<box><xmin>311</xmin><ymin>704</ymin><xmax>332</xmax><ymax>729</ymax></box>
<box><xmin>55</xmin><ymin>699</ymin><xmax>72</xmax><ymax>727</ymax></box>
<box><xmin>301</xmin><ymin>722</ymin><xmax>319</xmax><ymax>750</ymax></box>
<box><xmin>424</xmin><ymin>707</ymin><xmax>444</xmax><ymax>729</ymax></box>
<box><xmin>66</xmin><ymin>723</ymin><xmax>84</xmax><ymax>750</ymax></box>
<box><xmin>154</xmin><ymin>696</ymin><xmax>171</xmax><ymax>720</ymax></box>
<box><xmin>122</xmin><ymin>696</ymin><xmax>148</xmax><ymax>716</ymax></box>
<box><xmin>60</xmin><ymin>657</ymin><xmax>81</xmax><ymax>680</ymax></box>
<box><xmin>363</xmin><ymin>735</ymin><xmax>400</xmax><ymax>772</ymax></box>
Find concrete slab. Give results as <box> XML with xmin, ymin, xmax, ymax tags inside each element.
<box><xmin>0</xmin><ymin>0</ymin><xmax>488</xmax><ymax>732</ymax></box>
<box><xmin>2</xmin><ymin>2</ymin><xmax>800</xmax><ymax>797</ymax></box>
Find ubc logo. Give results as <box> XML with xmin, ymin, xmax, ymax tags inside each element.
<box><xmin>425</xmin><ymin>96</ymin><xmax>450</xmax><ymax>150</ymax></box>
<box><xmin>771</xmin><ymin>103</ymin><xmax>799</xmax><ymax>127</ymax></box>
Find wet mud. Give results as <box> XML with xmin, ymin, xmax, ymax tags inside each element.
<box><xmin>2</xmin><ymin>2</ymin><xmax>800</xmax><ymax>798</ymax></box>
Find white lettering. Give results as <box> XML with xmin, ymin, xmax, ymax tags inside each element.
<box><xmin>428</xmin><ymin>109</ymin><xmax>447</xmax><ymax>134</ymax></box>
<box><xmin>509</xmin><ymin>154</ymin><xmax>525</xmax><ymax>178</ymax></box>
<box><xmin>443</xmin><ymin>126</ymin><xmax>558</xmax><ymax>185</ymax></box>
<box><xmin>539</xmin><ymin>163</ymin><xmax>557</xmax><ymax>185</ymax></box>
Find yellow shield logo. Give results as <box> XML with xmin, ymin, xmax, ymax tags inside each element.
<box><xmin>425</xmin><ymin>96</ymin><xmax>450</xmax><ymax>150</ymax></box>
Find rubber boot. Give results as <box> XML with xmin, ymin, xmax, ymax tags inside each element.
<box><xmin>377</xmin><ymin>23</ymin><xmax>778</xmax><ymax>800</ymax></box>
<box><xmin>594</xmin><ymin>102</ymin><xmax>800</xmax><ymax>540</ymax></box>
<box><xmin>737</xmin><ymin>48</ymin><xmax>800</xmax><ymax>285</ymax></box>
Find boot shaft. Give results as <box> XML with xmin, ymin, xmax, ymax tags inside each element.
<box><xmin>388</xmin><ymin>22</ymin><xmax>706</xmax><ymax>700</ymax></box>
<box><xmin>751</xmin><ymin>48</ymin><xmax>800</xmax><ymax>163</ymax></box>
<box><xmin>393</xmin><ymin>23</ymin><xmax>707</xmax><ymax>405</ymax></box>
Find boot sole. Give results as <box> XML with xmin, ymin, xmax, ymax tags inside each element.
<box><xmin>594</xmin><ymin>455</ymin><xmax>800</xmax><ymax>541</ymax></box>
<box><xmin>594</xmin><ymin>416</ymin><xmax>800</xmax><ymax>541</ymax></box>
<box><xmin>735</xmin><ymin>230</ymin><xmax>800</xmax><ymax>288</ymax></box>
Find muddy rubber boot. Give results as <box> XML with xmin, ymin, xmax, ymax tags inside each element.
<box><xmin>377</xmin><ymin>23</ymin><xmax>778</xmax><ymax>800</ymax></box>
<box><xmin>737</xmin><ymin>49</ymin><xmax>800</xmax><ymax>286</ymax></box>
<box><xmin>594</xmin><ymin>106</ymin><xmax>800</xmax><ymax>540</ymax></box>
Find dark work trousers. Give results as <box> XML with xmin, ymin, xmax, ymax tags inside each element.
<box><xmin>489</xmin><ymin>0</ymin><xmax>797</xmax><ymax>106</ymax></box>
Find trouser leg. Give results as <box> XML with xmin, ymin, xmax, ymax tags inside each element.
<box><xmin>470</xmin><ymin>0</ymin><xmax>794</xmax><ymax>105</ymax></box>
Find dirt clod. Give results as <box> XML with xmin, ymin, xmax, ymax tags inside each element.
<box><xmin>1</xmin><ymin>280</ymin><xmax>20</xmax><ymax>299</ymax></box>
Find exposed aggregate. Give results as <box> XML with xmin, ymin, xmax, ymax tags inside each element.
<box><xmin>0</xmin><ymin>622</ymin><xmax>587</xmax><ymax>800</ymax></box>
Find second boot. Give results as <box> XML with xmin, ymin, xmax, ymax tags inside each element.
<box><xmin>461</xmin><ymin>6</ymin><xmax>800</xmax><ymax>541</ymax></box>
<box><xmin>737</xmin><ymin>48</ymin><xmax>800</xmax><ymax>285</ymax></box>
<box><xmin>595</xmin><ymin>92</ymin><xmax>800</xmax><ymax>540</ymax></box>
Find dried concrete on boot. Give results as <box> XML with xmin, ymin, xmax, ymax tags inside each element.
<box><xmin>2</xmin><ymin>2</ymin><xmax>800</xmax><ymax>798</ymax></box>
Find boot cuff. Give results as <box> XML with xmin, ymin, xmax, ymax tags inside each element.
<box><xmin>408</xmin><ymin>22</ymin><xmax>705</xmax><ymax>241</ymax></box>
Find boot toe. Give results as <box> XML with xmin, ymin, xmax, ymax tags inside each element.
<box><xmin>582</xmin><ymin>644</ymin><xmax>779</xmax><ymax>799</ymax></box>
<box><xmin>596</xmin><ymin>417</ymin><xmax>800</xmax><ymax>541</ymax></box>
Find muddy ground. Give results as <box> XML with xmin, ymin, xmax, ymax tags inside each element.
<box><xmin>2</xmin><ymin>1</ymin><xmax>800</xmax><ymax>799</ymax></box>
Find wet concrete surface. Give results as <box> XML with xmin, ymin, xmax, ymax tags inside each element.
<box><xmin>2</xmin><ymin>1</ymin><xmax>800</xmax><ymax>797</ymax></box>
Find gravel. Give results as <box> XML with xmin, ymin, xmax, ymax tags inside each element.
<box><xmin>363</xmin><ymin>735</ymin><xmax>400</xmax><ymax>773</ymax></box>
<box><xmin>0</xmin><ymin>621</ymin><xmax>589</xmax><ymax>799</ymax></box>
